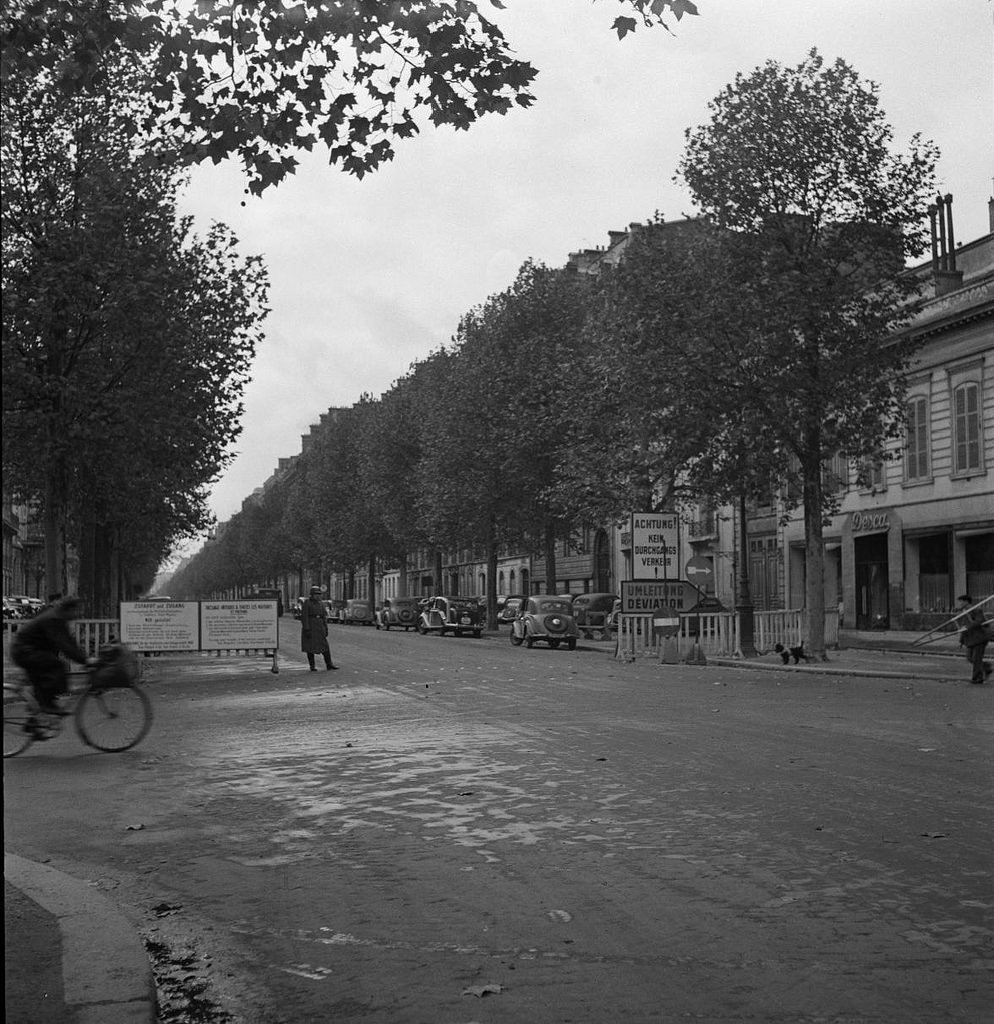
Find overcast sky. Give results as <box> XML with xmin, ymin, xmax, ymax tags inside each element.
<box><xmin>174</xmin><ymin>0</ymin><xmax>993</xmax><ymax>557</ymax></box>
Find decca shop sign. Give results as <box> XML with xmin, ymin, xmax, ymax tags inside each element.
<box><xmin>851</xmin><ymin>511</ymin><xmax>890</xmax><ymax>533</ymax></box>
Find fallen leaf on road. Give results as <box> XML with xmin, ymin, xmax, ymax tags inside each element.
<box><xmin>462</xmin><ymin>983</ymin><xmax>502</xmax><ymax>998</ymax></box>
<box><xmin>126</xmin><ymin>823</ymin><xmax>145</xmax><ymax>830</ymax></box>
<box><xmin>920</xmin><ymin>832</ymin><xmax>948</xmax><ymax>839</ymax></box>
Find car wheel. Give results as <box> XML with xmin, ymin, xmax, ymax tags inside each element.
<box><xmin>549</xmin><ymin>639</ymin><xmax>560</xmax><ymax>649</ymax></box>
<box><xmin>567</xmin><ymin>639</ymin><xmax>576</xmax><ymax>651</ymax></box>
<box><xmin>510</xmin><ymin>631</ymin><xmax>523</xmax><ymax>646</ymax></box>
<box><xmin>525</xmin><ymin>632</ymin><xmax>534</xmax><ymax>649</ymax></box>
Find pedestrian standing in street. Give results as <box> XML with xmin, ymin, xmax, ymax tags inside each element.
<box><xmin>956</xmin><ymin>594</ymin><xmax>992</xmax><ymax>685</ymax></box>
<box><xmin>300</xmin><ymin>586</ymin><xmax>338</xmax><ymax>671</ymax></box>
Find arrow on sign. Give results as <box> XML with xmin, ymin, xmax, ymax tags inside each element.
<box><xmin>686</xmin><ymin>565</ymin><xmax>712</xmax><ymax>578</ymax></box>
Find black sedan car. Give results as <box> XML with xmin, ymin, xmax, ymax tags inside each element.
<box><xmin>509</xmin><ymin>595</ymin><xmax>578</xmax><ymax>650</ymax></box>
<box><xmin>417</xmin><ymin>596</ymin><xmax>484</xmax><ymax>638</ymax></box>
<box><xmin>376</xmin><ymin>597</ymin><xmax>421</xmax><ymax>631</ymax></box>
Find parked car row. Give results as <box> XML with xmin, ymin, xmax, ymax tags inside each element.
<box><xmin>288</xmin><ymin>590</ymin><xmax>620</xmax><ymax>652</ymax></box>
<box><xmin>3</xmin><ymin>595</ymin><xmax>44</xmax><ymax>621</ymax></box>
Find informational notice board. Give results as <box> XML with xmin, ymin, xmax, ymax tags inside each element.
<box><xmin>119</xmin><ymin>600</ymin><xmax>278</xmax><ymax>651</ymax></box>
<box><xmin>200</xmin><ymin>601</ymin><xmax>279</xmax><ymax>651</ymax></box>
<box><xmin>119</xmin><ymin>601</ymin><xmax>199</xmax><ymax>650</ymax></box>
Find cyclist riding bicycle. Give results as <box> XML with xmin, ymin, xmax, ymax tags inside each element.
<box><xmin>10</xmin><ymin>596</ymin><xmax>94</xmax><ymax>714</ymax></box>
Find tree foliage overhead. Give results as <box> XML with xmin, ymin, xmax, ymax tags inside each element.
<box><xmin>1</xmin><ymin>0</ymin><xmax>698</xmax><ymax>193</ymax></box>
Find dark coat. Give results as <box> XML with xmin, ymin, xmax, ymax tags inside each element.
<box><xmin>11</xmin><ymin>605</ymin><xmax>88</xmax><ymax>666</ymax></box>
<box><xmin>299</xmin><ymin>597</ymin><xmax>330</xmax><ymax>654</ymax></box>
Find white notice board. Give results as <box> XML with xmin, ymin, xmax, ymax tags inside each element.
<box><xmin>200</xmin><ymin>600</ymin><xmax>278</xmax><ymax>650</ymax></box>
<box><xmin>119</xmin><ymin>601</ymin><xmax>199</xmax><ymax>650</ymax></box>
<box><xmin>630</xmin><ymin>512</ymin><xmax>680</xmax><ymax>579</ymax></box>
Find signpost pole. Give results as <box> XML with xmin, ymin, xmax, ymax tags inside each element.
<box><xmin>736</xmin><ymin>493</ymin><xmax>757</xmax><ymax>658</ymax></box>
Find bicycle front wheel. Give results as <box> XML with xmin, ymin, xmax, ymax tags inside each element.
<box><xmin>74</xmin><ymin>685</ymin><xmax>152</xmax><ymax>752</ymax></box>
<box><xmin>4</xmin><ymin>687</ymin><xmax>35</xmax><ymax>758</ymax></box>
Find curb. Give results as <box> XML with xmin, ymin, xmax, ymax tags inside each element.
<box><xmin>4</xmin><ymin>852</ymin><xmax>157</xmax><ymax>1024</ymax></box>
<box><xmin>706</xmin><ymin>656</ymin><xmax>964</xmax><ymax>682</ymax></box>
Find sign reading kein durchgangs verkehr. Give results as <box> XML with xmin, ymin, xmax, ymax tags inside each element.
<box><xmin>630</xmin><ymin>512</ymin><xmax>680</xmax><ymax>580</ymax></box>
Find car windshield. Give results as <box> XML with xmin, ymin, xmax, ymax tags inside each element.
<box><xmin>450</xmin><ymin>601</ymin><xmax>476</xmax><ymax>611</ymax></box>
<box><xmin>533</xmin><ymin>599</ymin><xmax>572</xmax><ymax>614</ymax></box>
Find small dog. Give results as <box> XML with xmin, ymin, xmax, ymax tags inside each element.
<box><xmin>774</xmin><ymin>642</ymin><xmax>810</xmax><ymax>665</ymax></box>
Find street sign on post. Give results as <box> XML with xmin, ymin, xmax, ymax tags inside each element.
<box><xmin>685</xmin><ymin>555</ymin><xmax>715</xmax><ymax>591</ymax></box>
<box><xmin>620</xmin><ymin>580</ymin><xmax>702</xmax><ymax>614</ymax></box>
<box><xmin>630</xmin><ymin>513</ymin><xmax>680</xmax><ymax>579</ymax></box>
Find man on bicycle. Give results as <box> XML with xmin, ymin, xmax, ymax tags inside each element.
<box><xmin>10</xmin><ymin>595</ymin><xmax>92</xmax><ymax>714</ymax></box>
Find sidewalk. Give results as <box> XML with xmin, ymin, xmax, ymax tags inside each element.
<box><xmin>4</xmin><ymin>853</ymin><xmax>157</xmax><ymax>1024</ymax></box>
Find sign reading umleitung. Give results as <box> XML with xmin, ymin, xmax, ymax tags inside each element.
<box><xmin>201</xmin><ymin>601</ymin><xmax>279</xmax><ymax>651</ymax></box>
<box><xmin>620</xmin><ymin>580</ymin><xmax>702</xmax><ymax>614</ymax></box>
<box><xmin>630</xmin><ymin>512</ymin><xmax>680</xmax><ymax>579</ymax></box>
<box><xmin>119</xmin><ymin>601</ymin><xmax>199</xmax><ymax>651</ymax></box>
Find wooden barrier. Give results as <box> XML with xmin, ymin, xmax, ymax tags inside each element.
<box><xmin>72</xmin><ymin>619</ymin><xmax>120</xmax><ymax>655</ymax></box>
<box><xmin>617</xmin><ymin>608</ymin><xmax>837</xmax><ymax>662</ymax></box>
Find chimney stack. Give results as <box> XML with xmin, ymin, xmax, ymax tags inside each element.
<box><xmin>929</xmin><ymin>194</ymin><xmax>963</xmax><ymax>296</ymax></box>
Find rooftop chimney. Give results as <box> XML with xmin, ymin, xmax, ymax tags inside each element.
<box><xmin>929</xmin><ymin>194</ymin><xmax>963</xmax><ymax>296</ymax></box>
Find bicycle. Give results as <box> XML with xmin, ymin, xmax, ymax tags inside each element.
<box><xmin>4</xmin><ymin>643</ymin><xmax>152</xmax><ymax>757</ymax></box>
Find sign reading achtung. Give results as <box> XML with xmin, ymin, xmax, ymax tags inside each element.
<box><xmin>630</xmin><ymin>512</ymin><xmax>680</xmax><ymax>579</ymax></box>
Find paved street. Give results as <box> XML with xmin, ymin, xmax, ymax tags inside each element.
<box><xmin>4</xmin><ymin>623</ymin><xmax>993</xmax><ymax>1023</ymax></box>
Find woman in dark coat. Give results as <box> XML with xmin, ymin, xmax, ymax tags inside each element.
<box><xmin>300</xmin><ymin>586</ymin><xmax>338</xmax><ymax>671</ymax></box>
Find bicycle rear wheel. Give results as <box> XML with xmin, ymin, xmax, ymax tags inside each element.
<box><xmin>4</xmin><ymin>687</ymin><xmax>35</xmax><ymax>758</ymax></box>
<box><xmin>74</xmin><ymin>685</ymin><xmax>152</xmax><ymax>752</ymax></box>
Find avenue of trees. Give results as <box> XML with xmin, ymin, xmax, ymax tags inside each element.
<box><xmin>0</xmin><ymin>0</ymin><xmax>694</xmax><ymax>611</ymax></box>
<box><xmin>170</xmin><ymin>51</ymin><xmax>938</xmax><ymax>655</ymax></box>
<box><xmin>1</xmin><ymin>46</ymin><xmax>269</xmax><ymax>611</ymax></box>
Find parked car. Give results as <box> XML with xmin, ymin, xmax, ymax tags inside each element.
<box><xmin>572</xmin><ymin>592</ymin><xmax>618</xmax><ymax>638</ymax></box>
<box><xmin>510</xmin><ymin>595</ymin><xmax>578</xmax><ymax>650</ymax></box>
<box><xmin>343</xmin><ymin>599</ymin><xmax>374</xmax><ymax>625</ymax></box>
<box><xmin>324</xmin><ymin>599</ymin><xmax>347</xmax><ymax>623</ymax></box>
<box><xmin>417</xmin><ymin>596</ymin><xmax>484</xmax><ymax>638</ymax></box>
<box><xmin>497</xmin><ymin>595</ymin><xmax>526</xmax><ymax>626</ymax></box>
<box><xmin>3</xmin><ymin>596</ymin><xmax>24</xmax><ymax>622</ymax></box>
<box><xmin>12</xmin><ymin>596</ymin><xmax>43</xmax><ymax>618</ymax></box>
<box><xmin>376</xmin><ymin>597</ymin><xmax>421</xmax><ymax>631</ymax></box>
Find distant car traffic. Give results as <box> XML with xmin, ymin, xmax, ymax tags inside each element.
<box><xmin>417</xmin><ymin>596</ymin><xmax>484</xmax><ymax>638</ymax></box>
<box><xmin>509</xmin><ymin>595</ymin><xmax>578</xmax><ymax>650</ymax></box>
<box><xmin>376</xmin><ymin>597</ymin><xmax>420</xmax><ymax>631</ymax></box>
<box><xmin>343</xmin><ymin>599</ymin><xmax>374</xmax><ymax>625</ymax></box>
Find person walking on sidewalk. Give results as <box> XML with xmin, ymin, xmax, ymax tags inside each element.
<box><xmin>300</xmin><ymin>586</ymin><xmax>338</xmax><ymax>671</ymax></box>
<box><xmin>957</xmin><ymin>594</ymin><xmax>992</xmax><ymax>685</ymax></box>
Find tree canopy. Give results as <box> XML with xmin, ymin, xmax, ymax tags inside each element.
<box><xmin>1</xmin><ymin>0</ymin><xmax>698</xmax><ymax>192</ymax></box>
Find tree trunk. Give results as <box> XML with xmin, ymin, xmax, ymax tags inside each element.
<box><xmin>543</xmin><ymin>520</ymin><xmax>557</xmax><ymax>595</ymax></box>
<box><xmin>486</xmin><ymin>521</ymin><xmax>499</xmax><ymax>630</ymax></box>
<box><xmin>736</xmin><ymin>493</ymin><xmax>757</xmax><ymax>657</ymax></box>
<box><xmin>367</xmin><ymin>553</ymin><xmax>377</xmax><ymax>607</ymax></box>
<box><xmin>432</xmin><ymin>549</ymin><xmax>443</xmax><ymax>596</ymax></box>
<box><xmin>803</xmin><ymin>468</ymin><xmax>827</xmax><ymax>660</ymax></box>
<box><xmin>43</xmin><ymin>470</ymin><xmax>66</xmax><ymax>601</ymax></box>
